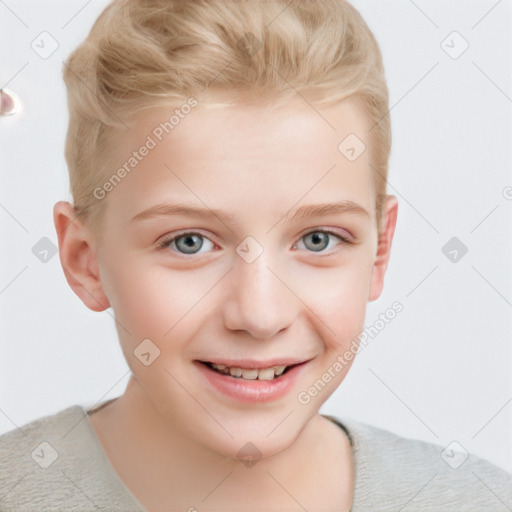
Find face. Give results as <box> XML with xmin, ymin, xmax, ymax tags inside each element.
<box><xmin>61</xmin><ymin>94</ymin><xmax>397</xmax><ymax>459</ymax></box>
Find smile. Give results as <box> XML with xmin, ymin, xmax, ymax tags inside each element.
<box><xmin>195</xmin><ymin>359</ymin><xmax>310</xmax><ymax>403</ymax></box>
<box><xmin>207</xmin><ymin>362</ymin><xmax>289</xmax><ymax>381</ymax></box>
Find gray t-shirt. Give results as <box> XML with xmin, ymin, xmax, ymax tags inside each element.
<box><xmin>1</xmin><ymin>403</ymin><xmax>511</xmax><ymax>511</ymax></box>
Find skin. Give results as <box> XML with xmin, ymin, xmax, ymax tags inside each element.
<box><xmin>53</xmin><ymin>93</ymin><xmax>398</xmax><ymax>511</ymax></box>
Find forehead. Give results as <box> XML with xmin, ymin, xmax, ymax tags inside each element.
<box><xmin>103</xmin><ymin>94</ymin><xmax>375</xmax><ymax>224</ymax></box>
<box><xmin>129</xmin><ymin>93</ymin><xmax>370</xmax><ymax>156</ymax></box>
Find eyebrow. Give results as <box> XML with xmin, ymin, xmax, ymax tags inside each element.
<box><xmin>131</xmin><ymin>200</ymin><xmax>369</xmax><ymax>224</ymax></box>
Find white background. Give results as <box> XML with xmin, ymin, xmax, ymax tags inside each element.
<box><xmin>1</xmin><ymin>0</ymin><xmax>511</xmax><ymax>474</ymax></box>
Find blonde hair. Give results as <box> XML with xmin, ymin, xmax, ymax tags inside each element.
<box><xmin>63</xmin><ymin>0</ymin><xmax>391</xmax><ymax>234</ymax></box>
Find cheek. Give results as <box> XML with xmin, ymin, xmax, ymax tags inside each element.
<box><xmin>299</xmin><ymin>259</ymin><xmax>372</xmax><ymax>348</ymax></box>
<box><xmin>106</xmin><ymin>261</ymin><xmax>216</xmax><ymax>339</ymax></box>
<box><xmin>106</xmin><ymin>266</ymin><xmax>197</xmax><ymax>378</ymax></box>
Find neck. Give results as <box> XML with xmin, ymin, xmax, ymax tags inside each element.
<box><xmin>88</xmin><ymin>375</ymin><xmax>354</xmax><ymax>511</ymax></box>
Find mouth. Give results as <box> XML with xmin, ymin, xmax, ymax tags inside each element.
<box><xmin>195</xmin><ymin>359</ymin><xmax>310</xmax><ymax>402</ymax></box>
<box><xmin>198</xmin><ymin>361</ymin><xmax>298</xmax><ymax>381</ymax></box>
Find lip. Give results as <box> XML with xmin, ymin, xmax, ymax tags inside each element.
<box><xmin>195</xmin><ymin>360</ymin><xmax>309</xmax><ymax>403</ymax></box>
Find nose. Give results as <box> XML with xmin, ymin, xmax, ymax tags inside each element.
<box><xmin>222</xmin><ymin>250</ymin><xmax>298</xmax><ymax>340</ymax></box>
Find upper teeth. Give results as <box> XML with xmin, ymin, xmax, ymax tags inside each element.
<box><xmin>211</xmin><ymin>363</ymin><xmax>287</xmax><ymax>380</ymax></box>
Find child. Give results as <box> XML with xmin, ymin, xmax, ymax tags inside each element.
<box><xmin>1</xmin><ymin>0</ymin><xmax>511</xmax><ymax>510</ymax></box>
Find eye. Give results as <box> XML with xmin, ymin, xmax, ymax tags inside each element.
<box><xmin>157</xmin><ymin>232</ymin><xmax>215</xmax><ymax>255</ymax></box>
<box><xmin>295</xmin><ymin>229</ymin><xmax>351</xmax><ymax>253</ymax></box>
<box><xmin>157</xmin><ymin>229</ymin><xmax>352</xmax><ymax>257</ymax></box>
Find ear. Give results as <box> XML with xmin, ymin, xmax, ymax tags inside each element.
<box><xmin>53</xmin><ymin>201</ymin><xmax>110</xmax><ymax>312</ymax></box>
<box><xmin>368</xmin><ymin>195</ymin><xmax>398</xmax><ymax>302</ymax></box>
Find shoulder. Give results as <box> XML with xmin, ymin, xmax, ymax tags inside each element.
<box><xmin>0</xmin><ymin>405</ymin><xmax>144</xmax><ymax>511</ymax></box>
<box><xmin>333</xmin><ymin>416</ymin><xmax>512</xmax><ymax>511</ymax></box>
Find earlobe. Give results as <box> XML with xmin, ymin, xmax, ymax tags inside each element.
<box><xmin>53</xmin><ymin>201</ymin><xmax>110</xmax><ymax>312</ymax></box>
<box><xmin>368</xmin><ymin>195</ymin><xmax>398</xmax><ymax>302</ymax></box>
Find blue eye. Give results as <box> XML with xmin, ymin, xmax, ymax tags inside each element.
<box><xmin>157</xmin><ymin>229</ymin><xmax>351</xmax><ymax>257</ymax></box>
<box><xmin>295</xmin><ymin>230</ymin><xmax>350</xmax><ymax>253</ymax></box>
<box><xmin>158</xmin><ymin>233</ymin><xmax>215</xmax><ymax>255</ymax></box>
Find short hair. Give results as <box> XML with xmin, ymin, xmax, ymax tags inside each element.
<box><xmin>62</xmin><ymin>0</ymin><xmax>391</xmax><ymax>234</ymax></box>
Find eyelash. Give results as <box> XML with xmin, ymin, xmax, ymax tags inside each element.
<box><xmin>156</xmin><ymin>229</ymin><xmax>353</xmax><ymax>257</ymax></box>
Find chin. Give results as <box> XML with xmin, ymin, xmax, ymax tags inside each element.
<box><xmin>209</xmin><ymin>427</ymin><xmax>302</xmax><ymax>464</ymax></box>
<box><xmin>196</xmin><ymin>408</ymin><xmax>316</xmax><ymax>463</ymax></box>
